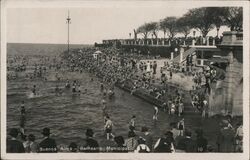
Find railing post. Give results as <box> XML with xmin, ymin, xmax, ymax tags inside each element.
<box><xmin>180</xmin><ymin>47</ymin><xmax>184</xmax><ymax>63</ymax></box>
<box><xmin>171</xmin><ymin>52</ymin><xmax>174</xmax><ymax>60</ymax></box>
<box><xmin>192</xmin><ymin>39</ymin><xmax>195</xmax><ymax>46</ymax></box>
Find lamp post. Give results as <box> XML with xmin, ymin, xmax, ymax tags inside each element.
<box><xmin>66</xmin><ymin>10</ymin><xmax>71</xmax><ymax>54</ymax></box>
<box><xmin>174</xmin><ymin>48</ymin><xmax>178</xmax><ymax>60</ymax></box>
<box><xmin>151</xmin><ymin>33</ymin><xmax>154</xmax><ymax>45</ymax></box>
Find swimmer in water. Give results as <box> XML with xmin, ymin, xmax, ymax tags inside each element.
<box><xmin>104</xmin><ymin>116</ymin><xmax>114</xmax><ymax>140</ymax></box>
<box><xmin>129</xmin><ymin>115</ymin><xmax>136</xmax><ymax>131</ymax></box>
<box><xmin>65</xmin><ymin>79</ymin><xmax>70</xmax><ymax>89</ymax></box>
<box><xmin>153</xmin><ymin>106</ymin><xmax>159</xmax><ymax>121</ymax></box>
<box><xmin>101</xmin><ymin>98</ymin><xmax>107</xmax><ymax>115</ymax></box>
<box><xmin>32</xmin><ymin>85</ymin><xmax>36</xmax><ymax>96</ymax></box>
<box><xmin>103</xmin><ymin>89</ymin><xmax>107</xmax><ymax>97</ymax></box>
<box><xmin>72</xmin><ymin>81</ymin><xmax>77</xmax><ymax>93</ymax></box>
<box><xmin>55</xmin><ymin>85</ymin><xmax>60</xmax><ymax>95</ymax></box>
<box><xmin>77</xmin><ymin>84</ymin><xmax>81</xmax><ymax>95</ymax></box>
<box><xmin>19</xmin><ymin>101</ymin><xmax>26</xmax><ymax>116</ymax></box>
<box><xmin>84</xmin><ymin>89</ymin><xmax>87</xmax><ymax>93</ymax></box>
<box><xmin>100</xmin><ymin>82</ymin><xmax>104</xmax><ymax>92</ymax></box>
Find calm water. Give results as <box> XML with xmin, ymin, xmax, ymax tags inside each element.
<box><xmin>7</xmin><ymin>70</ymin><xmax>183</xmax><ymax>147</ymax></box>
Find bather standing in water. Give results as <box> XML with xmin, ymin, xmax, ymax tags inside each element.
<box><xmin>32</xmin><ymin>85</ymin><xmax>37</xmax><ymax>96</ymax></box>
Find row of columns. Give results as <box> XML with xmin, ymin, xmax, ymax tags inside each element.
<box><xmin>103</xmin><ymin>38</ymin><xmax>216</xmax><ymax>46</ymax></box>
<box><xmin>120</xmin><ymin>39</ymin><xmax>171</xmax><ymax>46</ymax></box>
<box><xmin>118</xmin><ymin>38</ymin><xmax>216</xmax><ymax>46</ymax></box>
<box><xmin>191</xmin><ymin>37</ymin><xmax>216</xmax><ymax>46</ymax></box>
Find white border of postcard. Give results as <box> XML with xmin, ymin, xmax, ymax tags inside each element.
<box><xmin>1</xmin><ymin>0</ymin><xmax>250</xmax><ymax>160</ymax></box>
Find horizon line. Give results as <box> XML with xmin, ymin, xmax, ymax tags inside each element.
<box><xmin>7</xmin><ymin>42</ymin><xmax>94</xmax><ymax>45</ymax></box>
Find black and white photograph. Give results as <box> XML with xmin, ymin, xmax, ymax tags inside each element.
<box><xmin>1</xmin><ymin>0</ymin><xmax>249</xmax><ymax>160</ymax></box>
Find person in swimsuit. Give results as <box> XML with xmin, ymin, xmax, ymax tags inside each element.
<box><xmin>20</xmin><ymin>101</ymin><xmax>26</xmax><ymax>116</ymax></box>
<box><xmin>72</xmin><ymin>81</ymin><xmax>77</xmax><ymax>93</ymax></box>
<box><xmin>32</xmin><ymin>85</ymin><xmax>36</xmax><ymax>95</ymax></box>
<box><xmin>153</xmin><ymin>106</ymin><xmax>159</xmax><ymax>121</ymax></box>
<box><xmin>104</xmin><ymin>116</ymin><xmax>114</xmax><ymax>140</ymax></box>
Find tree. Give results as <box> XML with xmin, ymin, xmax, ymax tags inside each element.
<box><xmin>222</xmin><ymin>7</ymin><xmax>243</xmax><ymax>31</ymax></box>
<box><xmin>208</xmin><ymin>7</ymin><xmax>227</xmax><ymax>37</ymax></box>
<box><xmin>176</xmin><ymin>16</ymin><xmax>192</xmax><ymax>39</ymax></box>
<box><xmin>148</xmin><ymin>22</ymin><xmax>159</xmax><ymax>39</ymax></box>
<box><xmin>185</xmin><ymin>7</ymin><xmax>215</xmax><ymax>37</ymax></box>
<box><xmin>136</xmin><ymin>23</ymin><xmax>154</xmax><ymax>39</ymax></box>
<box><xmin>133</xmin><ymin>29</ymin><xmax>137</xmax><ymax>40</ymax></box>
<box><xmin>160</xmin><ymin>17</ymin><xmax>179</xmax><ymax>39</ymax></box>
<box><xmin>159</xmin><ymin>19</ymin><xmax>167</xmax><ymax>39</ymax></box>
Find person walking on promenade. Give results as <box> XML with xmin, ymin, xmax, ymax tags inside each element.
<box><xmin>7</xmin><ymin>128</ymin><xmax>25</xmax><ymax>153</ymax></box>
<box><xmin>129</xmin><ymin>115</ymin><xmax>136</xmax><ymax>131</ymax></box>
<box><xmin>104</xmin><ymin>116</ymin><xmax>114</xmax><ymax>140</ymax></box>
<box><xmin>39</xmin><ymin>128</ymin><xmax>57</xmax><ymax>153</ymax></box>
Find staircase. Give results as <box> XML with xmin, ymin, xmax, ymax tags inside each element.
<box><xmin>173</xmin><ymin>47</ymin><xmax>196</xmax><ymax>64</ymax></box>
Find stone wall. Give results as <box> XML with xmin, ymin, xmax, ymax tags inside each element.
<box><xmin>209</xmin><ymin>57</ymin><xmax>243</xmax><ymax>116</ymax></box>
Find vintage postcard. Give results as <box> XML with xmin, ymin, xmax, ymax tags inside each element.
<box><xmin>1</xmin><ymin>0</ymin><xmax>249</xmax><ymax>160</ymax></box>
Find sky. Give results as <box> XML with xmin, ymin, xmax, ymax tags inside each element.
<box><xmin>6</xmin><ymin>1</ymin><xmax>231</xmax><ymax>44</ymax></box>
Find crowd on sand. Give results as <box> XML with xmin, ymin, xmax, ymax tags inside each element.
<box><xmin>7</xmin><ymin>46</ymin><xmax>242</xmax><ymax>153</ymax></box>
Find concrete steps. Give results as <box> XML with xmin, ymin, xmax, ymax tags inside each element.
<box><xmin>173</xmin><ymin>47</ymin><xmax>196</xmax><ymax>63</ymax></box>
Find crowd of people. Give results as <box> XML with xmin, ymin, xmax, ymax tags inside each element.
<box><xmin>7</xmin><ymin>46</ymin><xmax>242</xmax><ymax>153</ymax></box>
<box><xmin>7</xmin><ymin>118</ymin><xmax>243</xmax><ymax>153</ymax></box>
